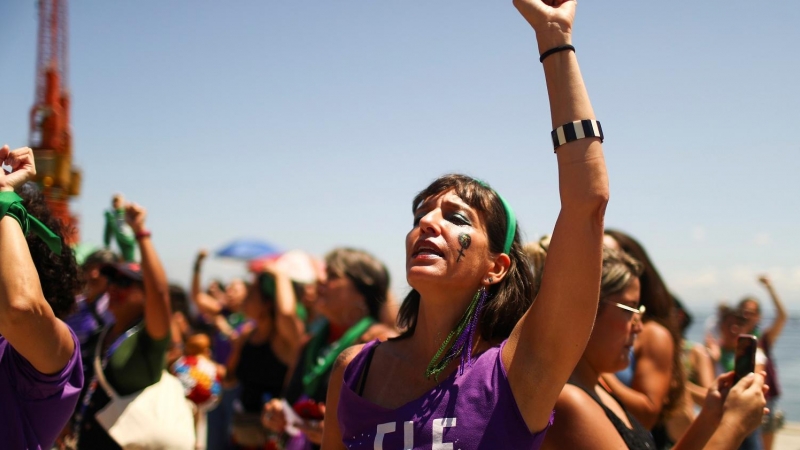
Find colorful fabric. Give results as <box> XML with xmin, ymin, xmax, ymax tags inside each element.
<box><xmin>0</xmin><ymin>329</ymin><xmax>83</xmax><ymax>449</ymax></box>
<box><xmin>338</xmin><ymin>339</ymin><xmax>553</xmax><ymax>450</ymax></box>
<box><xmin>172</xmin><ymin>355</ymin><xmax>222</xmax><ymax>408</ymax></box>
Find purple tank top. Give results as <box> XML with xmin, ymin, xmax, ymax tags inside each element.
<box><xmin>338</xmin><ymin>339</ymin><xmax>553</xmax><ymax>450</ymax></box>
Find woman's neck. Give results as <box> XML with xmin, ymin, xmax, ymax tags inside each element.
<box><xmin>570</xmin><ymin>357</ymin><xmax>601</xmax><ymax>389</ymax></box>
<box><xmin>408</xmin><ymin>291</ymin><xmax>478</xmax><ymax>363</ymax></box>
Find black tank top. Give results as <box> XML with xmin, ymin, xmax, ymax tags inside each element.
<box><xmin>568</xmin><ymin>382</ymin><xmax>656</xmax><ymax>450</ymax></box>
<box><xmin>235</xmin><ymin>334</ymin><xmax>289</xmax><ymax>412</ymax></box>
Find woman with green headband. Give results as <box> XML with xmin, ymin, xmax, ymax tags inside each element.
<box><xmin>0</xmin><ymin>145</ymin><xmax>83</xmax><ymax>449</ymax></box>
<box><xmin>322</xmin><ymin>1</ymin><xmax>610</xmax><ymax>449</ymax></box>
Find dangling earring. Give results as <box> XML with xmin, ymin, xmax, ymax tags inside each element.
<box><xmin>424</xmin><ymin>286</ymin><xmax>489</xmax><ymax>380</ymax></box>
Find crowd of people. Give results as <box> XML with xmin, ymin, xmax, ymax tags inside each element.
<box><xmin>0</xmin><ymin>1</ymin><xmax>788</xmax><ymax>449</ymax></box>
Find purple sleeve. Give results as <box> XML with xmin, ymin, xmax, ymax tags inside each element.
<box><xmin>2</xmin><ymin>328</ymin><xmax>84</xmax><ymax>449</ymax></box>
<box><xmin>9</xmin><ymin>327</ymin><xmax>84</xmax><ymax>401</ymax></box>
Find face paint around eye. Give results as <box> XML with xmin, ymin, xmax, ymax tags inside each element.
<box><xmin>457</xmin><ymin>233</ymin><xmax>471</xmax><ymax>263</ymax></box>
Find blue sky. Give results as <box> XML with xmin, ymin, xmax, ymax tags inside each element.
<box><xmin>1</xmin><ymin>1</ymin><xmax>799</xmax><ymax>310</ymax></box>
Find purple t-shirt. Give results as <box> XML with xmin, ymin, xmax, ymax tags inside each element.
<box><xmin>64</xmin><ymin>293</ymin><xmax>114</xmax><ymax>345</ymax></box>
<box><xmin>0</xmin><ymin>329</ymin><xmax>83</xmax><ymax>449</ymax></box>
<box><xmin>338</xmin><ymin>340</ymin><xmax>553</xmax><ymax>450</ymax></box>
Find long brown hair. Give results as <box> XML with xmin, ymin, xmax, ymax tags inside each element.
<box><xmin>604</xmin><ymin>229</ymin><xmax>685</xmax><ymax>419</ymax></box>
<box><xmin>397</xmin><ymin>174</ymin><xmax>535</xmax><ymax>342</ymax></box>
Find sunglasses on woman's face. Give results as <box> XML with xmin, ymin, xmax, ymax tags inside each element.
<box><xmin>603</xmin><ymin>301</ymin><xmax>646</xmax><ymax>320</ymax></box>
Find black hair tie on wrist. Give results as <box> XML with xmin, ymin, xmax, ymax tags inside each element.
<box><xmin>539</xmin><ymin>44</ymin><xmax>575</xmax><ymax>63</ymax></box>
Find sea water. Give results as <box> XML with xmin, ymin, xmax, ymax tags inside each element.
<box><xmin>684</xmin><ymin>310</ymin><xmax>800</xmax><ymax>420</ymax></box>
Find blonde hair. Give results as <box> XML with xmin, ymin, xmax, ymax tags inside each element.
<box><xmin>523</xmin><ymin>235</ymin><xmax>551</xmax><ymax>297</ymax></box>
<box><xmin>525</xmin><ymin>238</ymin><xmax>642</xmax><ymax>304</ymax></box>
<box><xmin>600</xmin><ymin>248</ymin><xmax>643</xmax><ymax>300</ymax></box>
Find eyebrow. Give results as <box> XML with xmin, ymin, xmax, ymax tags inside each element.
<box><xmin>414</xmin><ymin>197</ymin><xmax>476</xmax><ymax>219</ymax></box>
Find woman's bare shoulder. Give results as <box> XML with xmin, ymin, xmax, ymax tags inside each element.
<box><xmin>545</xmin><ymin>384</ymin><xmax>627</xmax><ymax>450</ymax></box>
<box><xmin>333</xmin><ymin>343</ymin><xmax>367</xmax><ymax>374</ymax></box>
<box><xmin>360</xmin><ymin>323</ymin><xmax>398</xmax><ymax>342</ymax></box>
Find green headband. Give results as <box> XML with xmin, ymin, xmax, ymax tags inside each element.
<box><xmin>476</xmin><ymin>180</ymin><xmax>516</xmax><ymax>255</ymax></box>
<box><xmin>0</xmin><ymin>192</ymin><xmax>63</xmax><ymax>255</ymax></box>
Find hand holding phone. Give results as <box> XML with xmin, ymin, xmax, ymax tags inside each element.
<box><xmin>734</xmin><ymin>334</ymin><xmax>758</xmax><ymax>383</ymax></box>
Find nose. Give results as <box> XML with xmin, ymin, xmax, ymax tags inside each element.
<box><xmin>417</xmin><ymin>209</ymin><xmax>442</xmax><ymax>236</ymax></box>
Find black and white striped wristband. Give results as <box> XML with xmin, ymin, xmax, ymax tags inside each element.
<box><xmin>551</xmin><ymin>120</ymin><xmax>604</xmax><ymax>152</ymax></box>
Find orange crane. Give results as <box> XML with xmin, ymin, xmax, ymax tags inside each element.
<box><xmin>29</xmin><ymin>0</ymin><xmax>81</xmax><ymax>244</ymax></box>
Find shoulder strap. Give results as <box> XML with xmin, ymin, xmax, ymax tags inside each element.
<box><xmin>93</xmin><ymin>326</ymin><xmax>119</xmax><ymax>400</ymax></box>
<box><xmin>357</xmin><ymin>341</ymin><xmax>380</xmax><ymax>396</ymax></box>
<box><xmin>341</xmin><ymin>339</ymin><xmax>381</xmax><ymax>389</ymax></box>
<box><xmin>566</xmin><ymin>381</ymin><xmax>603</xmax><ymax>404</ymax></box>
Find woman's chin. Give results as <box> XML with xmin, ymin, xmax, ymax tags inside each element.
<box><xmin>406</xmin><ymin>265</ymin><xmax>443</xmax><ymax>284</ymax></box>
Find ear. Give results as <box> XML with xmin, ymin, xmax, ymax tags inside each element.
<box><xmin>483</xmin><ymin>253</ymin><xmax>511</xmax><ymax>286</ymax></box>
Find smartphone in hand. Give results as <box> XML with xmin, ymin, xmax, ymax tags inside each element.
<box><xmin>734</xmin><ymin>334</ymin><xmax>758</xmax><ymax>383</ymax></box>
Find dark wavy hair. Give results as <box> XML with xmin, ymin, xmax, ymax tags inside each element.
<box><xmin>604</xmin><ymin>229</ymin><xmax>685</xmax><ymax>419</ymax></box>
<box><xmin>397</xmin><ymin>174</ymin><xmax>534</xmax><ymax>342</ymax></box>
<box><xmin>18</xmin><ymin>184</ymin><xmax>81</xmax><ymax>319</ymax></box>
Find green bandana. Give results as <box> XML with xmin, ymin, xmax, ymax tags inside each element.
<box><xmin>0</xmin><ymin>192</ymin><xmax>63</xmax><ymax>254</ymax></box>
<box><xmin>475</xmin><ymin>180</ymin><xmax>516</xmax><ymax>254</ymax></box>
<box><xmin>302</xmin><ymin>316</ymin><xmax>374</xmax><ymax>397</ymax></box>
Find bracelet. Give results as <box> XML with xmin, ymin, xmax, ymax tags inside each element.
<box><xmin>135</xmin><ymin>230</ymin><xmax>152</xmax><ymax>240</ymax></box>
<box><xmin>551</xmin><ymin>120</ymin><xmax>604</xmax><ymax>152</ymax></box>
<box><xmin>539</xmin><ymin>44</ymin><xmax>575</xmax><ymax>63</ymax></box>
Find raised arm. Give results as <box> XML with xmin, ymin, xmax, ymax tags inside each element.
<box><xmin>126</xmin><ymin>203</ymin><xmax>172</xmax><ymax>340</ymax></box>
<box><xmin>758</xmin><ymin>275</ymin><xmax>788</xmax><ymax>347</ymax></box>
<box><xmin>503</xmin><ymin>0</ymin><xmax>609</xmax><ymax>432</ymax></box>
<box><xmin>0</xmin><ymin>146</ymin><xmax>75</xmax><ymax>374</ymax></box>
<box><xmin>190</xmin><ymin>249</ymin><xmax>224</xmax><ymax>316</ymax></box>
<box><xmin>263</xmin><ymin>265</ymin><xmax>304</xmax><ymax>351</ymax></box>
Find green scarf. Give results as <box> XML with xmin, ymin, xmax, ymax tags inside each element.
<box><xmin>302</xmin><ymin>316</ymin><xmax>374</xmax><ymax>397</ymax></box>
<box><xmin>0</xmin><ymin>192</ymin><xmax>62</xmax><ymax>254</ymax></box>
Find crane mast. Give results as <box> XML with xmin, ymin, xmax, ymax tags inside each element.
<box><xmin>29</xmin><ymin>0</ymin><xmax>81</xmax><ymax>244</ymax></box>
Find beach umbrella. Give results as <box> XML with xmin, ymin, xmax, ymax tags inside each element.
<box><xmin>215</xmin><ymin>238</ymin><xmax>281</xmax><ymax>261</ymax></box>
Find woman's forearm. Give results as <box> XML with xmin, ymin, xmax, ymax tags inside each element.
<box><xmin>273</xmin><ymin>271</ymin><xmax>304</xmax><ymax>347</ymax></box>
<box><xmin>763</xmin><ymin>281</ymin><xmax>788</xmax><ymax>345</ymax></box>
<box><xmin>672</xmin><ymin>410</ymin><xmax>718</xmax><ymax>450</ymax></box>
<box><xmin>538</xmin><ymin>32</ymin><xmax>608</xmax><ymax>213</ymax></box>
<box><xmin>190</xmin><ymin>254</ymin><xmax>203</xmax><ymax>304</ymax></box>
<box><xmin>138</xmin><ymin>234</ymin><xmax>172</xmax><ymax>340</ymax></box>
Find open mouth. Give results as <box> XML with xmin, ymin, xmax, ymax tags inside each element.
<box><xmin>412</xmin><ymin>241</ymin><xmax>444</xmax><ymax>258</ymax></box>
